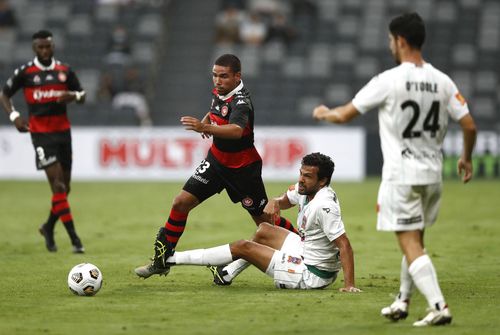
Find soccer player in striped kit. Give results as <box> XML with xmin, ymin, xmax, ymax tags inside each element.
<box><xmin>312</xmin><ymin>13</ymin><xmax>476</xmax><ymax>326</ymax></box>
<box><xmin>135</xmin><ymin>54</ymin><xmax>297</xmax><ymax>278</ymax></box>
<box><xmin>1</xmin><ymin>30</ymin><xmax>86</xmax><ymax>253</ymax></box>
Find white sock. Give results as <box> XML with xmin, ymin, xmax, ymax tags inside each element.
<box><xmin>223</xmin><ymin>259</ymin><xmax>251</xmax><ymax>281</ymax></box>
<box><xmin>408</xmin><ymin>254</ymin><xmax>446</xmax><ymax>310</ymax></box>
<box><xmin>167</xmin><ymin>244</ymin><xmax>233</xmax><ymax>266</ymax></box>
<box><xmin>398</xmin><ymin>255</ymin><xmax>414</xmax><ymax>302</ymax></box>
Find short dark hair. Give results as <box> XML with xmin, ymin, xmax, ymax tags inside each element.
<box><xmin>32</xmin><ymin>30</ymin><xmax>53</xmax><ymax>40</ymax></box>
<box><xmin>301</xmin><ymin>152</ymin><xmax>335</xmax><ymax>186</ymax></box>
<box><xmin>214</xmin><ymin>54</ymin><xmax>241</xmax><ymax>74</ymax></box>
<box><xmin>389</xmin><ymin>12</ymin><xmax>425</xmax><ymax>50</ymax></box>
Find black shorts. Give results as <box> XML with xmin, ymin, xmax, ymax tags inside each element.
<box><xmin>183</xmin><ymin>153</ymin><xmax>268</xmax><ymax>216</ymax></box>
<box><xmin>31</xmin><ymin>131</ymin><xmax>72</xmax><ymax>170</ymax></box>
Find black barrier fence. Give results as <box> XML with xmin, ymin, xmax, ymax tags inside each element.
<box><xmin>366</xmin><ymin>131</ymin><xmax>500</xmax><ymax>179</ymax></box>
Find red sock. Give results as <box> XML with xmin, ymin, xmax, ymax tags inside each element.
<box><xmin>51</xmin><ymin>192</ymin><xmax>73</xmax><ymax>226</ymax></box>
<box><xmin>52</xmin><ymin>192</ymin><xmax>79</xmax><ymax>239</ymax></box>
<box><xmin>164</xmin><ymin>209</ymin><xmax>188</xmax><ymax>249</ymax></box>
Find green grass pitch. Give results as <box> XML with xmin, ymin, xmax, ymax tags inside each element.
<box><xmin>0</xmin><ymin>179</ymin><xmax>499</xmax><ymax>335</ymax></box>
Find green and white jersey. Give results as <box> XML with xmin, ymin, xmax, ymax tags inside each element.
<box><xmin>352</xmin><ymin>62</ymin><xmax>470</xmax><ymax>185</ymax></box>
<box><xmin>286</xmin><ymin>184</ymin><xmax>345</xmax><ymax>272</ymax></box>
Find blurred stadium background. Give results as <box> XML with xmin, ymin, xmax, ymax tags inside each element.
<box><xmin>0</xmin><ymin>0</ymin><xmax>498</xmax><ymax>178</ymax></box>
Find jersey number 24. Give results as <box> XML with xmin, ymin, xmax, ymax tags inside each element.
<box><xmin>401</xmin><ymin>100</ymin><xmax>440</xmax><ymax>138</ymax></box>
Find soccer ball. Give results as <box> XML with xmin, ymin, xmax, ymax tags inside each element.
<box><xmin>67</xmin><ymin>263</ymin><xmax>103</xmax><ymax>296</ymax></box>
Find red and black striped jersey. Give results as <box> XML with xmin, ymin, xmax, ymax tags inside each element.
<box><xmin>208</xmin><ymin>81</ymin><xmax>262</xmax><ymax>168</ymax></box>
<box><xmin>2</xmin><ymin>58</ymin><xmax>84</xmax><ymax>133</ymax></box>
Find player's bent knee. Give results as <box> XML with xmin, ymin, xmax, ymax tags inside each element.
<box><xmin>230</xmin><ymin>239</ymin><xmax>254</xmax><ymax>258</ymax></box>
<box><xmin>172</xmin><ymin>193</ymin><xmax>198</xmax><ymax>213</ymax></box>
<box><xmin>254</xmin><ymin>222</ymin><xmax>275</xmax><ymax>243</ymax></box>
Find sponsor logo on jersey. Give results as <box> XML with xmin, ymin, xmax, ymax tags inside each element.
<box><xmin>221</xmin><ymin>105</ymin><xmax>228</xmax><ymax>117</ymax></box>
<box><xmin>322</xmin><ymin>207</ymin><xmax>330</xmax><ymax>214</ymax></box>
<box><xmin>401</xmin><ymin>147</ymin><xmax>413</xmax><ymax>158</ymax></box>
<box><xmin>287</xmin><ymin>256</ymin><xmax>302</xmax><ymax>265</ymax></box>
<box><xmin>58</xmin><ymin>72</ymin><xmax>67</xmax><ymax>82</ymax></box>
<box><xmin>33</xmin><ymin>89</ymin><xmax>65</xmax><ymax>101</ymax></box>
<box><xmin>455</xmin><ymin>92</ymin><xmax>466</xmax><ymax>105</ymax></box>
<box><xmin>242</xmin><ymin>197</ymin><xmax>253</xmax><ymax>207</ymax></box>
<box><xmin>236</xmin><ymin>100</ymin><xmax>246</xmax><ymax>105</ymax></box>
<box><xmin>33</xmin><ymin>75</ymin><xmax>41</xmax><ymax>84</ymax></box>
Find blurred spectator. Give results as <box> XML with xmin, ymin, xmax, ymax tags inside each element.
<box><xmin>214</xmin><ymin>5</ymin><xmax>244</xmax><ymax>45</ymax></box>
<box><xmin>220</xmin><ymin>0</ymin><xmax>245</xmax><ymax>10</ymax></box>
<box><xmin>105</xmin><ymin>25</ymin><xmax>132</xmax><ymax>65</ymax></box>
<box><xmin>266</xmin><ymin>13</ymin><xmax>297</xmax><ymax>47</ymax></box>
<box><xmin>239</xmin><ymin>11</ymin><xmax>267</xmax><ymax>46</ymax></box>
<box><xmin>247</xmin><ymin>0</ymin><xmax>286</xmax><ymax>20</ymax></box>
<box><xmin>0</xmin><ymin>0</ymin><xmax>16</xmax><ymax>29</ymax></box>
<box><xmin>100</xmin><ymin>65</ymin><xmax>152</xmax><ymax>126</ymax></box>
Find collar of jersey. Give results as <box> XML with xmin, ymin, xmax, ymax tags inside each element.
<box><xmin>217</xmin><ymin>80</ymin><xmax>244</xmax><ymax>101</ymax></box>
<box><xmin>306</xmin><ymin>186</ymin><xmax>330</xmax><ymax>204</ymax></box>
<box><xmin>401</xmin><ymin>61</ymin><xmax>428</xmax><ymax>68</ymax></box>
<box><xmin>34</xmin><ymin>57</ymin><xmax>56</xmax><ymax>71</ymax></box>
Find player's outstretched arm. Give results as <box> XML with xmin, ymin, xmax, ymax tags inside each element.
<box><xmin>334</xmin><ymin>233</ymin><xmax>362</xmax><ymax>293</ymax></box>
<box><xmin>200</xmin><ymin>112</ymin><xmax>212</xmax><ymax>139</ymax></box>
<box><xmin>457</xmin><ymin>113</ymin><xmax>477</xmax><ymax>183</ymax></box>
<box><xmin>57</xmin><ymin>91</ymin><xmax>86</xmax><ymax>104</ymax></box>
<box><xmin>312</xmin><ymin>102</ymin><xmax>360</xmax><ymax>124</ymax></box>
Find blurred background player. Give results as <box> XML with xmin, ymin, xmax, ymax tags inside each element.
<box><xmin>312</xmin><ymin>13</ymin><xmax>476</xmax><ymax>326</ymax></box>
<box><xmin>135</xmin><ymin>54</ymin><xmax>297</xmax><ymax>278</ymax></box>
<box><xmin>160</xmin><ymin>153</ymin><xmax>361</xmax><ymax>292</ymax></box>
<box><xmin>1</xmin><ymin>30</ymin><xmax>86</xmax><ymax>253</ymax></box>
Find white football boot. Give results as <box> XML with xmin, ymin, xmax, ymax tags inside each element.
<box><xmin>413</xmin><ymin>306</ymin><xmax>452</xmax><ymax>327</ymax></box>
<box><xmin>381</xmin><ymin>299</ymin><xmax>409</xmax><ymax>321</ymax></box>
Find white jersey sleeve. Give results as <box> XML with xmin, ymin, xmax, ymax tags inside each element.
<box><xmin>318</xmin><ymin>203</ymin><xmax>345</xmax><ymax>242</ymax></box>
<box><xmin>445</xmin><ymin>79</ymin><xmax>469</xmax><ymax>121</ymax></box>
<box><xmin>352</xmin><ymin>74</ymin><xmax>391</xmax><ymax>114</ymax></box>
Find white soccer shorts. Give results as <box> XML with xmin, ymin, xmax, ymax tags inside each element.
<box><xmin>376</xmin><ymin>181</ymin><xmax>442</xmax><ymax>232</ymax></box>
<box><xmin>265</xmin><ymin>233</ymin><xmax>336</xmax><ymax>289</ymax></box>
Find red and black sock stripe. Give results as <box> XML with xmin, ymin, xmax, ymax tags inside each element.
<box><xmin>164</xmin><ymin>209</ymin><xmax>188</xmax><ymax>249</ymax></box>
<box><xmin>274</xmin><ymin>216</ymin><xmax>298</xmax><ymax>234</ymax></box>
<box><xmin>51</xmin><ymin>192</ymin><xmax>79</xmax><ymax>239</ymax></box>
<box><xmin>52</xmin><ymin>192</ymin><xmax>73</xmax><ymax>225</ymax></box>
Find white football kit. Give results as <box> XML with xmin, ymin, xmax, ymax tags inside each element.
<box><xmin>266</xmin><ymin>184</ymin><xmax>345</xmax><ymax>289</ymax></box>
<box><xmin>352</xmin><ymin>62</ymin><xmax>470</xmax><ymax>231</ymax></box>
